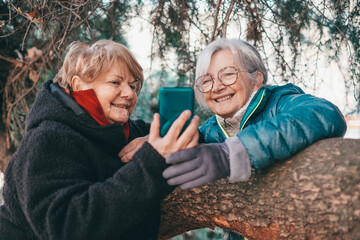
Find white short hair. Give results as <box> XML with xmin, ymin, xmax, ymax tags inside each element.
<box><xmin>194</xmin><ymin>38</ymin><xmax>267</xmax><ymax>108</ymax></box>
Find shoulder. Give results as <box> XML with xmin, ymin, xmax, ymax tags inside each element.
<box><xmin>267</xmin><ymin>83</ymin><xmax>338</xmax><ymax>110</ymax></box>
<box><xmin>267</xmin><ymin>83</ymin><xmax>305</xmax><ymax>96</ymax></box>
<box><xmin>263</xmin><ymin>83</ymin><xmax>309</xmax><ymax>110</ymax></box>
<box><xmin>249</xmin><ymin>84</ymin><xmax>305</xmax><ymax>112</ymax></box>
<box><xmin>23</xmin><ymin>120</ymin><xmax>84</xmax><ymax>152</ymax></box>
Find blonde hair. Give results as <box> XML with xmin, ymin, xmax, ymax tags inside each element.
<box><xmin>195</xmin><ymin>38</ymin><xmax>267</xmax><ymax>108</ymax></box>
<box><xmin>53</xmin><ymin>39</ymin><xmax>144</xmax><ymax>95</ymax></box>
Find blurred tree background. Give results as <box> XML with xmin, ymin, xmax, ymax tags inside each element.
<box><xmin>1</xmin><ymin>0</ymin><xmax>359</xmax><ymax>153</ymax></box>
<box><xmin>0</xmin><ymin>0</ymin><xmax>359</xmax><ymax>238</ymax></box>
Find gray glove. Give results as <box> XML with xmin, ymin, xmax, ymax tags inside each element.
<box><xmin>162</xmin><ymin>143</ymin><xmax>230</xmax><ymax>189</ymax></box>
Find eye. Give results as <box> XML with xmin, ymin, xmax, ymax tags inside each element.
<box><xmin>203</xmin><ymin>81</ymin><xmax>211</xmax><ymax>86</ymax></box>
<box><xmin>202</xmin><ymin>77</ymin><xmax>212</xmax><ymax>85</ymax></box>
<box><xmin>110</xmin><ymin>80</ymin><xmax>120</xmax><ymax>86</ymax></box>
<box><xmin>221</xmin><ymin>71</ymin><xmax>236</xmax><ymax>79</ymax></box>
<box><xmin>226</xmin><ymin>72</ymin><xmax>236</xmax><ymax>77</ymax></box>
<box><xmin>129</xmin><ymin>81</ymin><xmax>139</xmax><ymax>91</ymax></box>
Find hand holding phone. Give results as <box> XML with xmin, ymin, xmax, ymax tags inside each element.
<box><xmin>148</xmin><ymin>112</ymin><xmax>199</xmax><ymax>158</ymax></box>
<box><xmin>159</xmin><ymin>87</ymin><xmax>195</xmax><ymax>137</ymax></box>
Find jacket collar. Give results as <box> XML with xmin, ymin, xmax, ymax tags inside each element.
<box><xmin>214</xmin><ymin>86</ymin><xmax>271</xmax><ymax>138</ymax></box>
<box><xmin>239</xmin><ymin>86</ymin><xmax>270</xmax><ymax>130</ymax></box>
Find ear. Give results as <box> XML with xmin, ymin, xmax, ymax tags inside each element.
<box><xmin>253</xmin><ymin>72</ymin><xmax>264</xmax><ymax>90</ymax></box>
<box><xmin>71</xmin><ymin>75</ymin><xmax>91</xmax><ymax>91</ymax></box>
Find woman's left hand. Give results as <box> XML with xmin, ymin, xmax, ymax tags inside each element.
<box><xmin>119</xmin><ymin>136</ymin><xmax>149</xmax><ymax>162</ymax></box>
<box><xmin>148</xmin><ymin>110</ymin><xmax>199</xmax><ymax>158</ymax></box>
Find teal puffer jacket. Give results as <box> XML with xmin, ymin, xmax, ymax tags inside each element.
<box><xmin>199</xmin><ymin>84</ymin><xmax>347</xmax><ymax>169</ymax></box>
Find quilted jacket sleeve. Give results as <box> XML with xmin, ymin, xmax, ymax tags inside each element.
<box><xmin>238</xmin><ymin>93</ymin><xmax>347</xmax><ymax>169</ymax></box>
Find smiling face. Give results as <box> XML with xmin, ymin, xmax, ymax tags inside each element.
<box><xmin>72</xmin><ymin>60</ymin><xmax>138</xmax><ymax>124</ymax></box>
<box><xmin>204</xmin><ymin>49</ymin><xmax>262</xmax><ymax>118</ymax></box>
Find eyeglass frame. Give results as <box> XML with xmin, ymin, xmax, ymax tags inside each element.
<box><xmin>195</xmin><ymin>66</ymin><xmax>248</xmax><ymax>93</ymax></box>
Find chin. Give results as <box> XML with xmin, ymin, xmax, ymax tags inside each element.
<box><xmin>110</xmin><ymin>112</ymin><xmax>130</xmax><ymax>123</ymax></box>
<box><xmin>108</xmin><ymin>117</ymin><xmax>128</xmax><ymax>124</ymax></box>
<box><xmin>214</xmin><ymin>109</ymin><xmax>232</xmax><ymax>118</ymax></box>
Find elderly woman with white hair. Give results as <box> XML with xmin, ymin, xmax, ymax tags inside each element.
<box><xmin>162</xmin><ymin>38</ymin><xmax>347</xmax><ymax>190</ymax></box>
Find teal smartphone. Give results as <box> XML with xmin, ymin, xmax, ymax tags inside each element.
<box><xmin>159</xmin><ymin>87</ymin><xmax>195</xmax><ymax>137</ymax></box>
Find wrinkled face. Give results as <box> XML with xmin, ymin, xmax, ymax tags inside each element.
<box><xmin>204</xmin><ymin>49</ymin><xmax>261</xmax><ymax>118</ymax></box>
<box><xmin>87</xmin><ymin>61</ymin><xmax>138</xmax><ymax>124</ymax></box>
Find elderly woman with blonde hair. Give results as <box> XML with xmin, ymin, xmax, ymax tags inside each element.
<box><xmin>0</xmin><ymin>39</ymin><xmax>199</xmax><ymax>240</ymax></box>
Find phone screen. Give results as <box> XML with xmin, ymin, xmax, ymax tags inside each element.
<box><xmin>159</xmin><ymin>87</ymin><xmax>194</xmax><ymax>137</ymax></box>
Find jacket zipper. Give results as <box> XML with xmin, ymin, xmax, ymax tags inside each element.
<box><xmin>216</xmin><ymin>115</ymin><xmax>230</xmax><ymax>139</ymax></box>
<box><xmin>240</xmin><ymin>89</ymin><xmax>265</xmax><ymax>130</ymax></box>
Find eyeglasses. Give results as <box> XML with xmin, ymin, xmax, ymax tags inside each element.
<box><xmin>195</xmin><ymin>66</ymin><xmax>245</xmax><ymax>93</ymax></box>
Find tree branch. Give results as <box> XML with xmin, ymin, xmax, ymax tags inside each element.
<box><xmin>210</xmin><ymin>0</ymin><xmax>222</xmax><ymax>42</ymax></box>
<box><xmin>221</xmin><ymin>0</ymin><xmax>235</xmax><ymax>37</ymax></box>
<box><xmin>159</xmin><ymin>138</ymin><xmax>360</xmax><ymax>239</ymax></box>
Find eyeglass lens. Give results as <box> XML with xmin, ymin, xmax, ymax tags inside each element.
<box><xmin>197</xmin><ymin>67</ymin><xmax>238</xmax><ymax>93</ymax></box>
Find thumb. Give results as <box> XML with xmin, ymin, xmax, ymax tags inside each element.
<box><xmin>166</xmin><ymin>147</ymin><xmax>199</xmax><ymax>164</ymax></box>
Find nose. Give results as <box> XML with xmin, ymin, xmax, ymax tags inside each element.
<box><xmin>119</xmin><ymin>84</ymin><xmax>135</xmax><ymax>99</ymax></box>
<box><xmin>211</xmin><ymin>77</ymin><xmax>226</xmax><ymax>92</ymax></box>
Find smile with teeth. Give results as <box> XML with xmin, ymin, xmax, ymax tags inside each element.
<box><xmin>215</xmin><ymin>94</ymin><xmax>234</xmax><ymax>102</ymax></box>
<box><xmin>111</xmin><ymin>103</ymin><xmax>129</xmax><ymax>109</ymax></box>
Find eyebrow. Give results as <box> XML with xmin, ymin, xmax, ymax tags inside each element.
<box><xmin>111</xmin><ymin>75</ymin><xmax>124</xmax><ymax>80</ymax></box>
<box><xmin>111</xmin><ymin>75</ymin><xmax>138</xmax><ymax>84</ymax></box>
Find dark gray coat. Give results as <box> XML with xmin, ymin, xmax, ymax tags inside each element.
<box><xmin>0</xmin><ymin>80</ymin><xmax>173</xmax><ymax>240</ymax></box>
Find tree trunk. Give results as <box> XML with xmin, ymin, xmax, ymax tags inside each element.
<box><xmin>159</xmin><ymin>138</ymin><xmax>360</xmax><ymax>240</ymax></box>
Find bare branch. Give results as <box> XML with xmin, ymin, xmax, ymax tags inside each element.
<box><xmin>210</xmin><ymin>0</ymin><xmax>222</xmax><ymax>42</ymax></box>
<box><xmin>221</xmin><ymin>0</ymin><xmax>236</xmax><ymax>37</ymax></box>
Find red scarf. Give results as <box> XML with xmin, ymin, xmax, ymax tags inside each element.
<box><xmin>66</xmin><ymin>89</ymin><xmax>130</xmax><ymax>140</ymax></box>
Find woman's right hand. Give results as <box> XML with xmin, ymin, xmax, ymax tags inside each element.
<box><xmin>148</xmin><ymin>110</ymin><xmax>199</xmax><ymax>158</ymax></box>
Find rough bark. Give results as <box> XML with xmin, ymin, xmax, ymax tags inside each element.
<box><xmin>159</xmin><ymin>138</ymin><xmax>360</xmax><ymax>240</ymax></box>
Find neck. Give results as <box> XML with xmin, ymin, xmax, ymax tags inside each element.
<box><xmin>217</xmin><ymin>91</ymin><xmax>257</xmax><ymax>137</ymax></box>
